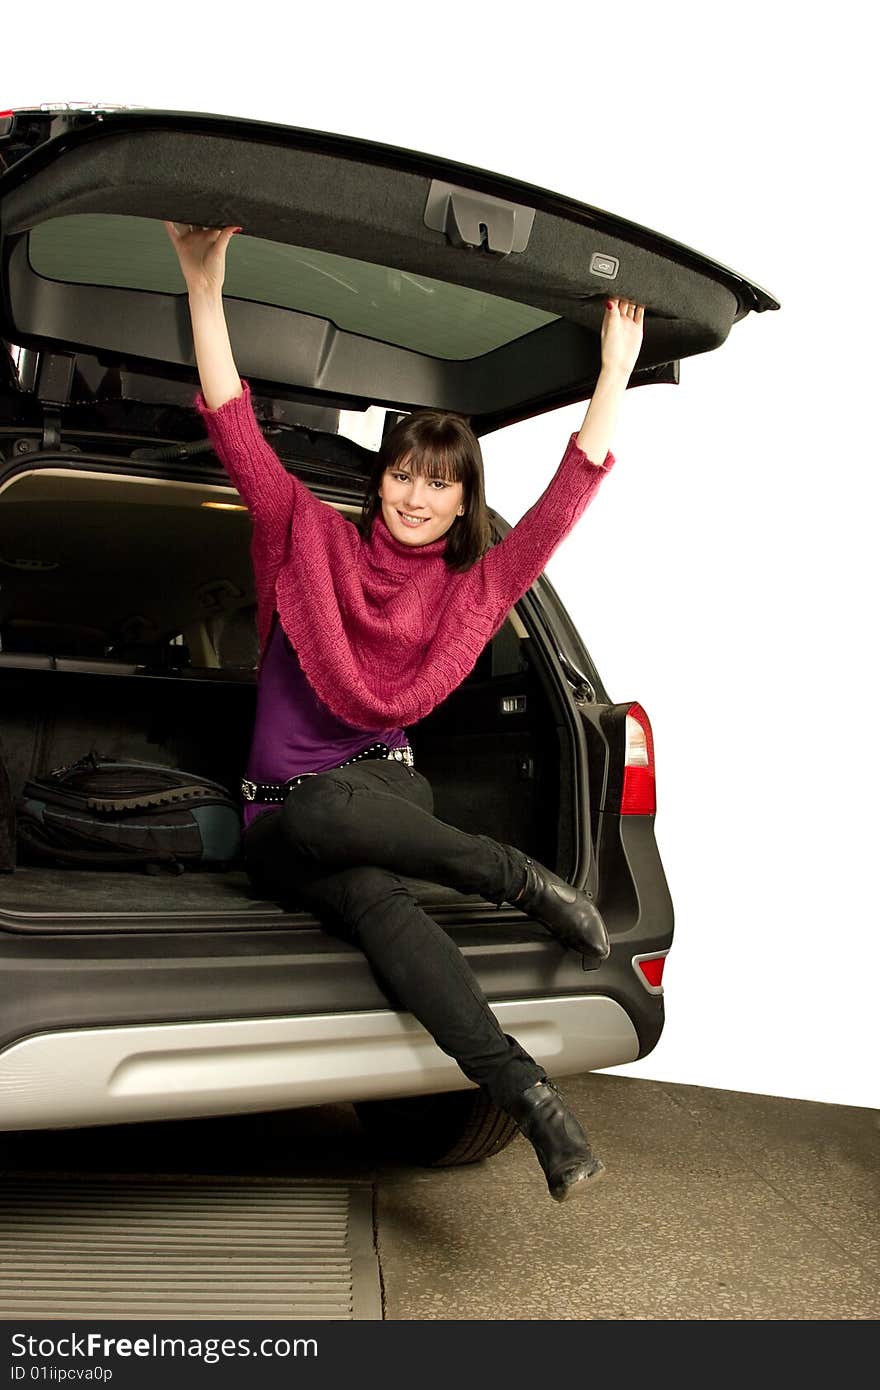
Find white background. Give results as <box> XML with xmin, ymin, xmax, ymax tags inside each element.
<box><xmin>4</xmin><ymin>2</ymin><xmax>876</xmax><ymax>1108</ymax></box>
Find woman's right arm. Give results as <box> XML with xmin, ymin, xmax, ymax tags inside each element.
<box><xmin>164</xmin><ymin>222</ymin><xmax>329</xmax><ymax>548</ymax></box>
<box><xmin>164</xmin><ymin>222</ymin><xmax>244</xmax><ymax>410</ymax></box>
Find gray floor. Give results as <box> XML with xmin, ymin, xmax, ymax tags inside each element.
<box><xmin>2</xmin><ymin>1074</ymin><xmax>878</xmax><ymax>1320</ymax></box>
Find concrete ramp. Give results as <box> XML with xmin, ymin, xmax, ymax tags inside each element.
<box><xmin>0</xmin><ymin>1175</ymin><xmax>382</xmax><ymax>1319</ymax></box>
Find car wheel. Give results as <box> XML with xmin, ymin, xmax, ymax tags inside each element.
<box><xmin>353</xmin><ymin>1089</ymin><xmax>519</xmax><ymax>1167</ymax></box>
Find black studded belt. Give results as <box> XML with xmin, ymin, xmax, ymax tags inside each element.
<box><xmin>241</xmin><ymin>742</ymin><xmax>414</xmax><ymax>804</ymax></box>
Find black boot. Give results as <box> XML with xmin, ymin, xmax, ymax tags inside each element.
<box><xmin>508</xmin><ymin>1080</ymin><xmax>606</xmax><ymax>1203</ymax></box>
<box><xmin>512</xmin><ymin>856</ymin><xmax>610</xmax><ymax>965</ymax></box>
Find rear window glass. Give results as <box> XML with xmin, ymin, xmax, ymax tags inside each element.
<box><xmin>29</xmin><ymin>214</ymin><xmax>558</xmax><ymax>362</ymax></box>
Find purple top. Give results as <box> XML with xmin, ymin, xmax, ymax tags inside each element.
<box><xmin>242</xmin><ymin>611</ymin><xmax>410</xmax><ymax>829</ymax></box>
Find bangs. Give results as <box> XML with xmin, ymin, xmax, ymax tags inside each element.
<box><xmin>396</xmin><ymin>447</ymin><xmax>465</xmax><ymax>485</ymax></box>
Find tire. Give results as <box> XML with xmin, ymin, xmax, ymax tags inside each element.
<box><xmin>353</xmin><ymin>1089</ymin><xmax>520</xmax><ymax>1167</ymax></box>
<box><xmin>0</xmin><ymin>1132</ymin><xmax>20</xmax><ymax>1171</ymax></box>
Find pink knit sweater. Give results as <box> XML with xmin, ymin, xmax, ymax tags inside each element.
<box><xmin>196</xmin><ymin>382</ymin><xmax>615</xmax><ymax>727</ymax></box>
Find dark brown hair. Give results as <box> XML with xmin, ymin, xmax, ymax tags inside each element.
<box><xmin>358</xmin><ymin>410</ymin><xmax>492</xmax><ymax>572</ymax></box>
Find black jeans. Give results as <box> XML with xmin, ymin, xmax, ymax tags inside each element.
<box><xmin>240</xmin><ymin>758</ymin><xmax>548</xmax><ymax>1111</ymax></box>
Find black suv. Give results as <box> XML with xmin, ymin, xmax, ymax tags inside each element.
<box><xmin>0</xmin><ymin>107</ymin><xmax>777</xmax><ymax>1164</ymax></box>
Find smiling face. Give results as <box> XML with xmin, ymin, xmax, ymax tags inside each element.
<box><xmin>378</xmin><ymin>452</ymin><xmax>466</xmax><ymax>547</ymax></box>
<box><xmin>359</xmin><ymin>409</ymin><xmax>491</xmax><ymax>571</ymax></box>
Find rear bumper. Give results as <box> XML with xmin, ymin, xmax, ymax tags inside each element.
<box><xmin>0</xmin><ymin>908</ymin><xmax>667</xmax><ymax>1047</ymax></box>
<box><xmin>0</xmin><ymin>995</ymin><xmax>639</xmax><ymax>1131</ymax></box>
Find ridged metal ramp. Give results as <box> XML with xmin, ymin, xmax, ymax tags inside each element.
<box><xmin>0</xmin><ymin>1174</ymin><xmax>383</xmax><ymax>1319</ymax></box>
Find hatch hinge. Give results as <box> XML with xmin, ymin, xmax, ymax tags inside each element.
<box><xmin>41</xmin><ymin>408</ymin><xmax>62</xmax><ymax>452</ymax></box>
<box><xmin>36</xmin><ymin>351</ymin><xmax>75</xmax><ymax>405</ymax></box>
<box><xmin>424</xmin><ymin>180</ymin><xmax>535</xmax><ymax>256</ymax></box>
<box><xmin>36</xmin><ymin>351</ymin><xmax>75</xmax><ymax>451</ymax></box>
<box><xmin>557</xmin><ymin>650</ymin><xmax>596</xmax><ymax>705</ymax></box>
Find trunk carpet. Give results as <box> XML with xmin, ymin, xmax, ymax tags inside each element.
<box><xmin>0</xmin><ymin>864</ymin><xmax>279</xmax><ymax>915</ymax></box>
<box><xmin>0</xmin><ymin>1174</ymin><xmax>382</xmax><ymax>1319</ymax></box>
<box><xmin>0</xmin><ymin>864</ymin><xmax>481</xmax><ymax>921</ymax></box>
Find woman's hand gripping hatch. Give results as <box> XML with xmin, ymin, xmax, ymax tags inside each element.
<box><xmin>602</xmin><ymin>297</ymin><xmax>645</xmax><ymax>377</ymax></box>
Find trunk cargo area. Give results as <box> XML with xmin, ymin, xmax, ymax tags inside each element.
<box><xmin>0</xmin><ymin>642</ymin><xmax>576</xmax><ymax>925</ymax></box>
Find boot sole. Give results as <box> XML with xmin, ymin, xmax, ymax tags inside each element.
<box><xmin>549</xmin><ymin>1160</ymin><xmax>607</xmax><ymax>1203</ymax></box>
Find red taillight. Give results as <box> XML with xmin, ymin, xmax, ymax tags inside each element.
<box><xmin>633</xmin><ymin>952</ymin><xmax>667</xmax><ymax>993</ymax></box>
<box><xmin>620</xmin><ymin>702</ymin><xmax>656</xmax><ymax>815</ymax></box>
<box><xmin>639</xmin><ymin>957</ymin><xmax>665</xmax><ymax>987</ymax></box>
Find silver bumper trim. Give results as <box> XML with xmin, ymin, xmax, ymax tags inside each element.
<box><xmin>0</xmin><ymin>996</ymin><xmax>639</xmax><ymax>1131</ymax></box>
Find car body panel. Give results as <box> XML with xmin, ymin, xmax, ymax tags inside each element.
<box><xmin>0</xmin><ymin>911</ymin><xmax>664</xmax><ymax>1048</ymax></box>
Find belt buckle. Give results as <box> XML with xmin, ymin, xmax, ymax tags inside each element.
<box><xmin>241</xmin><ymin>779</ymin><xmax>257</xmax><ymax>801</ymax></box>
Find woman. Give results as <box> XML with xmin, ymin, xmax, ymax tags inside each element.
<box><xmin>165</xmin><ymin>220</ymin><xmax>645</xmax><ymax>1203</ymax></box>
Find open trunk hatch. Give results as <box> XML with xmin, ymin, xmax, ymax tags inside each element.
<box><xmin>0</xmin><ymin>108</ymin><xmax>778</xmax><ymax>433</ymax></box>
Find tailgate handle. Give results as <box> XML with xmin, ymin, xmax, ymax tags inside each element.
<box><xmin>424</xmin><ymin>181</ymin><xmax>535</xmax><ymax>256</ymax></box>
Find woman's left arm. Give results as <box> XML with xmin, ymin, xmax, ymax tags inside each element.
<box><xmin>462</xmin><ymin>298</ymin><xmax>644</xmax><ymax>624</ymax></box>
<box><xmin>575</xmin><ymin>298</ymin><xmax>645</xmax><ymax>464</ymax></box>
